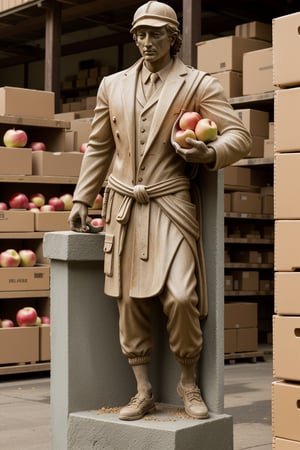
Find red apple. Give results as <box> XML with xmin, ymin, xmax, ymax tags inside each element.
<box><xmin>91</xmin><ymin>193</ymin><xmax>103</xmax><ymax>210</ymax></box>
<box><xmin>175</xmin><ymin>129</ymin><xmax>196</xmax><ymax>148</ymax></box>
<box><xmin>80</xmin><ymin>142</ymin><xmax>88</xmax><ymax>153</ymax></box>
<box><xmin>179</xmin><ymin>111</ymin><xmax>202</xmax><ymax>131</ymax></box>
<box><xmin>0</xmin><ymin>249</ymin><xmax>21</xmax><ymax>267</ymax></box>
<box><xmin>1</xmin><ymin>319</ymin><xmax>14</xmax><ymax>328</ymax></box>
<box><xmin>48</xmin><ymin>196</ymin><xmax>65</xmax><ymax>211</ymax></box>
<box><xmin>34</xmin><ymin>316</ymin><xmax>42</xmax><ymax>326</ymax></box>
<box><xmin>195</xmin><ymin>118</ymin><xmax>218</xmax><ymax>143</ymax></box>
<box><xmin>60</xmin><ymin>193</ymin><xmax>73</xmax><ymax>211</ymax></box>
<box><xmin>30</xmin><ymin>142</ymin><xmax>46</xmax><ymax>151</ymax></box>
<box><xmin>3</xmin><ymin>128</ymin><xmax>28</xmax><ymax>148</ymax></box>
<box><xmin>0</xmin><ymin>202</ymin><xmax>8</xmax><ymax>210</ymax></box>
<box><xmin>40</xmin><ymin>204</ymin><xmax>55</xmax><ymax>212</ymax></box>
<box><xmin>9</xmin><ymin>192</ymin><xmax>29</xmax><ymax>209</ymax></box>
<box><xmin>30</xmin><ymin>193</ymin><xmax>46</xmax><ymax>208</ymax></box>
<box><xmin>18</xmin><ymin>249</ymin><xmax>37</xmax><ymax>267</ymax></box>
<box><xmin>41</xmin><ymin>316</ymin><xmax>50</xmax><ymax>325</ymax></box>
<box><xmin>16</xmin><ymin>307</ymin><xmax>38</xmax><ymax>327</ymax></box>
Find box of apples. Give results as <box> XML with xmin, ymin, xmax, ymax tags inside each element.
<box><xmin>0</xmin><ymin>306</ymin><xmax>51</xmax><ymax>365</ymax></box>
<box><xmin>0</xmin><ymin>248</ymin><xmax>50</xmax><ymax>291</ymax></box>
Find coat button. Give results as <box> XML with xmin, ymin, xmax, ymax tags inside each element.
<box><xmin>138</xmin><ymin>176</ymin><xmax>143</xmax><ymax>182</ymax></box>
<box><xmin>112</xmin><ymin>116</ymin><xmax>117</xmax><ymax>123</ymax></box>
<box><xmin>141</xmin><ymin>166</ymin><xmax>145</xmax><ymax>170</ymax></box>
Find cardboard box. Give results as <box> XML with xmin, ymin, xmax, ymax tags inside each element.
<box><xmin>275</xmin><ymin>221</ymin><xmax>300</xmax><ymax>271</ymax></box>
<box><xmin>39</xmin><ymin>325</ymin><xmax>50</xmax><ymax>361</ymax></box>
<box><xmin>235</xmin><ymin>21</ymin><xmax>272</xmax><ymax>42</ymax></box>
<box><xmin>32</xmin><ymin>151</ymin><xmax>83</xmax><ymax>176</ymax></box>
<box><xmin>243</xmin><ymin>47</ymin><xmax>274</xmax><ymax>95</ymax></box>
<box><xmin>232</xmin><ymin>270</ymin><xmax>260</xmax><ymax>291</ymax></box>
<box><xmin>264</xmin><ymin>139</ymin><xmax>274</xmax><ymax>158</ymax></box>
<box><xmin>224</xmin><ymin>274</ymin><xmax>233</xmax><ymax>291</ymax></box>
<box><xmin>224</xmin><ymin>329</ymin><xmax>236</xmax><ymax>353</ymax></box>
<box><xmin>224</xmin><ymin>328</ymin><xmax>258</xmax><ymax>353</ymax></box>
<box><xmin>0</xmin><ymin>265</ymin><xmax>49</xmax><ymax>291</ymax></box>
<box><xmin>70</xmin><ymin>118</ymin><xmax>92</xmax><ymax>150</ymax></box>
<box><xmin>274</xmin><ymin>153</ymin><xmax>300</xmax><ymax>219</ymax></box>
<box><xmin>249</xmin><ymin>136</ymin><xmax>265</xmax><ymax>158</ymax></box>
<box><xmin>273</xmin><ymin>12</ymin><xmax>300</xmax><ymax>88</ymax></box>
<box><xmin>231</xmin><ymin>250</ymin><xmax>262</xmax><ymax>264</ymax></box>
<box><xmin>262</xmin><ymin>194</ymin><xmax>274</xmax><ymax>215</ymax></box>
<box><xmin>224</xmin><ymin>302</ymin><xmax>257</xmax><ymax>328</ymax></box>
<box><xmin>224</xmin><ymin>193</ymin><xmax>231</xmax><ymax>212</ymax></box>
<box><xmin>231</xmin><ymin>192</ymin><xmax>261</xmax><ymax>214</ymax></box>
<box><xmin>213</xmin><ymin>71</ymin><xmax>243</xmax><ymax>98</ymax></box>
<box><xmin>234</xmin><ymin>109</ymin><xmax>269</xmax><ymax>137</ymax></box>
<box><xmin>0</xmin><ymin>327</ymin><xmax>39</xmax><ymax>365</ymax></box>
<box><xmin>34</xmin><ymin>211</ymin><xmax>71</xmax><ymax>231</ymax></box>
<box><xmin>273</xmin><ymin>437</ymin><xmax>300</xmax><ymax>449</ymax></box>
<box><xmin>275</xmin><ymin>272</ymin><xmax>300</xmax><ymax>315</ymax></box>
<box><xmin>196</xmin><ymin>36</ymin><xmax>269</xmax><ymax>73</ymax></box>
<box><xmin>0</xmin><ymin>210</ymin><xmax>34</xmax><ymax>232</ymax></box>
<box><xmin>274</xmin><ymin>88</ymin><xmax>300</xmax><ymax>152</ymax></box>
<box><xmin>273</xmin><ymin>315</ymin><xmax>300</xmax><ymax>381</ymax></box>
<box><xmin>0</xmin><ymin>147</ymin><xmax>32</xmax><ymax>175</ymax></box>
<box><xmin>224</xmin><ymin>166</ymin><xmax>251</xmax><ymax>187</ymax></box>
<box><xmin>272</xmin><ymin>380</ymin><xmax>300</xmax><ymax>441</ymax></box>
<box><xmin>0</xmin><ymin>87</ymin><xmax>54</xmax><ymax>119</ymax></box>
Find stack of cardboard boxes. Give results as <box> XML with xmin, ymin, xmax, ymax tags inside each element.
<box><xmin>271</xmin><ymin>11</ymin><xmax>300</xmax><ymax>450</ymax></box>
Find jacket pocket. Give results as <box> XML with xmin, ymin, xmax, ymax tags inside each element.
<box><xmin>103</xmin><ymin>234</ymin><xmax>114</xmax><ymax>277</ymax></box>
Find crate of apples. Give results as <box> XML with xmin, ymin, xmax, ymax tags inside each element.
<box><xmin>174</xmin><ymin>111</ymin><xmax>218</xmax><ymax>149</ymax></box>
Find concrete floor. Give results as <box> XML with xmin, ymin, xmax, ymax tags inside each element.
<box><xmin>0</xmin><ymin>350</ymin><xmax>273</xmax><ymax>450</ymax></box>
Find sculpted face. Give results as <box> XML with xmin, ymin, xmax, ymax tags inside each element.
<box><xmin>135</xmin><ymin>26</ymin><xmax>175</xmax><ymax>71</ymax></box>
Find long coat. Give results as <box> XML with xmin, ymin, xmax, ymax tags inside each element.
<box><xmin>73</xmin><ymin>56</ymin><xmax>252</xmax><ymax>317</ymax></box>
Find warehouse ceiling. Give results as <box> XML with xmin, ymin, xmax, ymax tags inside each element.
<box><xmin>0</xmin><ymin>0</ymin><xmax>299</xmax><ymax>68</ymax></box>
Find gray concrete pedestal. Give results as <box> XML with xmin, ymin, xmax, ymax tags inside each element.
<box><xmin>43</xmin><ymin>169</ymin><xmax>232</xmax><ymax>450</ymax></box>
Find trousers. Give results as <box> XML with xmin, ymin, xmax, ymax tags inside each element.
<box><xmin>117</xmin><ymin>237</ymin><xmax>203</xmax><ymax>366</ymax></box>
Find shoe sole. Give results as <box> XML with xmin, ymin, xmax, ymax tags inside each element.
<box><xmin>119</xmin><ymin>405</ymin><xmax>156</xmax><ymax>421</ymax></box>
<box><xmin>177</xmin><ymin>386</ymin><xmax>209</xmax><ymax>419</ymax></box>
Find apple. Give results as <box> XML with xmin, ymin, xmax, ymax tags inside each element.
<box><xmin>30</xmin><ymin>142</ymin><xmax>46</xmax><ymax>151</ymax></box>
<box><xmin>60</xmin><ymin>193</ymin><xmax>73</xmax><ymax>211</ymax></box>
<box><xmin>34</xmin><ymin>316</ymin><xmax>42</xmax><ymax>326</ymax></box>
<box><xmin>175</xmin><ymin>129</ymin><xmax>196</xmax><ymax>148</ymax></box>
<box><xmin>48</xmin><ymin>196</ymin><xmax>65</xmax><ymax>211</ymax></box>
<box><xmin>179</xmin><ymin>111</ymin><xmax>202</xmax><ymax>131</ymax></box>
<box><xmin>41</xmin><ymin>316</ymin><xmax>50</xmax><ymax>325</ymax></box>
<box><xmin>16</xmin><ymin>307</ymin><xmax>38</xmax><ymax>327</ymax></box>
<box><xmin>40</xmin><ymin>204</ymin><xmax>55</xmax><ymax>212</ymax></box>
<box><xmin>30</xmin><ymin>193</ymin><xmax>46</xmax><ymax>208</ymax></box>
<box><xmin>91</xmin><ymin>217</ymin><xmax>105</xmax><ymax>227</ymax></box>
<box><xmin>91</xmin><ymin>193</ymin><xmax>103</xmax><ymax>210</ymax></box>
<box><xmin>3</xmin><ymin>128</ymin><xmax>28</xmax><ymax>148</ymax></box>
<box><xmin>195</xmin><ymin>118</ymin><xmax>218</xmax><ymax>143</ymax></box>
<box><xmin>0</xmin><ymin>249</ymin><xmax>21</xmax><ymax>267</ymax></box>
<box><xmin>0</xmin><ymin>202</ymin><xmax>8</xmax><ymax>210</ymax></box>
<box><xmin>1</xmin><ymin>319</ymin><xmax>14</xmax><ymax>328</ymax></box>
<box><xmin>18</xmin><ymin>249</ymin><xmax>37</xmax><ymax>267</ymax></box>
<box><xmin>9</xmin><ymin>192</ymin><xmax>29</xmax><ymax>209</ymax></box>
<box><xmin>80</xmin><ymin>142</ymin><xmax>88</xmax><ymax>153</ymax></box>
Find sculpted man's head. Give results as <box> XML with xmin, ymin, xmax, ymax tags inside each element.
<box><xmin>131</xmin><ymin>1</ymin><xmax>182</xmax><ymax>56</ymax></box>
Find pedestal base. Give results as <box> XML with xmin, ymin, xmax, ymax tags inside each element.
<box><xmin>68</xmin><ymin>404</ymin><xmax>233</xmax><ymax>450</ymax></box>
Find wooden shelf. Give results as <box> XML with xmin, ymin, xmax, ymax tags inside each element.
<box><xmin>225</xmin><ymin>290</ymin><xmax>274</xmax><ymax>296</ymax></box>
<box><xmin>225</xmin><ymin>263</ymin><xmax>273</xmax><ymax>269</ymax></box>
<box><xmin>0</xmin><ymin>114</ymin><xmax>69</xmax><ymax>129</ymax></box>
<box><xmin>229</xmin><ymin>91</ymin><xmax>274</xmax><ymax>111</ymax></box>
<box><xmin>0</xmin><ymin>361</ymin><xmax>50</xmax><ymax>376</ymax></box>
<box><xmin>0</xmin><ymin>174</ymin><xmax>78</xmax><ymax>184</ymax></box>
<box><xmin>225</xmin><ymin>212</ymin><xmax>273</xmax><ymax>220</ymax></box>
<box><xmin>225</xmin><ymin>237</ymin><xmax>273</xmax><ymax>244</ymax></box>
<box><xmin>0</xmin><ymin>290</ymin><xmax>49</xmax><ymax>299</ymax></box>
<box><xmin>0</xmin><ymin>232</ymin><xmax>44</xmax><ymax>239</ymax></box>
<box><xmin>233</xmin><ymin>157</ymin><xmax>274</xmax><ymax>167</ymax></box>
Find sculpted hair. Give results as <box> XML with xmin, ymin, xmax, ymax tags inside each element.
<box><xmin>132</xmin><ymin>24</ymin><xmax>182</xmax><ymax>56</ymax></box>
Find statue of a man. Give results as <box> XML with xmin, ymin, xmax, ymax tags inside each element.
<box><xmin>69</xmin><ymin>1</ymin><xmax>252</xmax><ymax>421</ymax></box>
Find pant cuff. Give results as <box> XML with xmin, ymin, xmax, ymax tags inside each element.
<box><xmin>128</xmin><ymin>356</ymin><xmax>151</xmax><ymax>366</ymax></box>
<box><xmin>176</xmin><ymin>356</ymin><xmax>199</xmax><ymax>366</ymax></box>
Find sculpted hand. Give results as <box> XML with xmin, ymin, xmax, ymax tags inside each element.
<box><xmin>68</xmin><ymin>202</ymin><xmax>88</xmax><ymax>232</ymax></box>
<box><xmin>175</xmin><ymin>138</ymin><xmax>216</xmax><ymax>164</ymax></box>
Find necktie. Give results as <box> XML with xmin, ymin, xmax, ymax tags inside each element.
<box><xmin>146</xmin><ymin>72</ymin><xmax>159</xmax><ymax>100</ymax></box>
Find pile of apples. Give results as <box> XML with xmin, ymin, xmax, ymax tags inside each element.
<box><xmin>0</xmin><ymin>248</ymin><xmax>37</xmax><ymax>268</ymax></box>
<box><xmin>0</xmin><ymin>307</ymin><xmax>50</xmax><ymax>328</ymax></box>
<box><xmin>174</xmin><ymin>111</ymin><xmax>218</xmax><ymax>149</ymax></box>
<box><xmin>0</xmin><ymin>192</ymin><xmax>103</xmax><ymax>212</ymax></box>
<box><xmin>3</xmin><ymin>128</ymin><xmax>47</xmax><ymax>151</ymax></box>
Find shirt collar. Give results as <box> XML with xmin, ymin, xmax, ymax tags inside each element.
<box><xmin>142</xmin><ymin>58</ymin><xmax>174</xmax><ymax>85</ymax></box>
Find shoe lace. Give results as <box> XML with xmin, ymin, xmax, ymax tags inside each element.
<box><xmin>183</xmin><ymin>386</ymin><xmax>203</xmax><ymax>403</ymax></box>
<box><xmin>128</xmin><ymin>394</ymin><xmax>144</xmax><ymax>407</ymax></box>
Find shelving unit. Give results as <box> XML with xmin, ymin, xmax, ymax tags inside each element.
<box><xmin>225</xmin><ymin>93</ymin><xmax>275</xmax><ymax>349</ymax></box>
